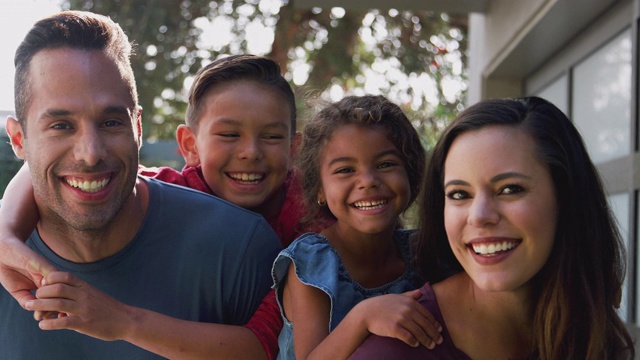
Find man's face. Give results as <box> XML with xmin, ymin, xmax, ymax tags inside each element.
<box><xmin>7</xmin><ymin>48</ymin><xmax>141</xmax><ymax>232</ymax></box>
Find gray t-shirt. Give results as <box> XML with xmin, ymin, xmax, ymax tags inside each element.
<box><xmin>0</xmin><ymin>177</ymin><xmax>281</xmax><ymax>359</ymax></box>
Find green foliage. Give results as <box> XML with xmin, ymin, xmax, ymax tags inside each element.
<box><xmin>62</xmin><ymin>0</ymin><xmax>467</xmax><ymax>143</ymax></box>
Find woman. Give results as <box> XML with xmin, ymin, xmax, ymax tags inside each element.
<box><xmin>351</xmin><ymin>97</ymin><xmax>635</xmax><ymax>359</ymax></box>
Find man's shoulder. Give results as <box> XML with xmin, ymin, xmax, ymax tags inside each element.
<box><xmin>145</xmin><ymin>176</ymin><xmax>243</xmax><ymax>205</ymax></box>
<box><xmin>140</xmin><ymin>176</ymin><xmax>280</xmax><ymax>250</ymax></box>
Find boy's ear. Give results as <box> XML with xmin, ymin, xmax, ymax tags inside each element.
<box><xmin>176</xmin><ymin>124</ymin><xmax>201</xmax><ymax>167</ymax></box>
<box><xmin>5</xmin><ymin>116</ymin><xmax>26</xmax><ymax>160</ymax></box>
<box><xmin>290</xmin><ymin>131</ymin><xmax>302</xmax><ymax>161</ymax></box>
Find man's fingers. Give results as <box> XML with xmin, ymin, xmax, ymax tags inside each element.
<box><xmin>14</xmin><ymin>290</ymin><xmax>38</xmax><ymax>309</ymax></box>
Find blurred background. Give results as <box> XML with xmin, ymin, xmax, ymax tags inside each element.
<box><xmin>0</xmin><ymin>0</ymin><xmax>469</xmax><ymax>196</ymax></box>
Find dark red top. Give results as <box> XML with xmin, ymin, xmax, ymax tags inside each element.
<box><xmin>350</xmin><ymin>283</ymin><xmax>471</xmax><ymax>360</ymax></box>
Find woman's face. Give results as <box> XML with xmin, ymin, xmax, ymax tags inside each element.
<box><xmin>443</xmin><ymin>125</ymin><xmax>558</xmax><ymax>292</ymax></box>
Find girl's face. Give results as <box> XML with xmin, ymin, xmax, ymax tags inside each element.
<box><xmin>317</xmin><ymin>124</ymin><xmax>411</xmax><ymax>236</ymax></box>
<box><xmin>443</xmin><ymin>125</ymin><xmax>558</xmax><ymax>293</ymax></box>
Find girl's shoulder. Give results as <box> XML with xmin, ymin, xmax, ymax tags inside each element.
<box><xmin>272</xmin><ymin>232</ymin><xmax>341</xmax><ymax>288</ymax></box>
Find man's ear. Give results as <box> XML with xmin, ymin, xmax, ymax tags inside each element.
<box><xmin>135</xmin><ymin>107</ymin><xmax>143</xmax><ymax>149</ymax></box>
<box><xmin>289</xmin><ymin>131</ymin><xmax>302</xmax><ymax>163</ymax></box>
<box><xmin>5</xmin><ymin>116</ymin><xmax>26</xmax><ymax>160</ymax></box>
<box><xmin>176</xmin><ymin>124</ymin><xmax>201</xmax><ymax>167</ymax></box>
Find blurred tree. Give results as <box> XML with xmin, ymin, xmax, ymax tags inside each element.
<box><xmin>63</xmin><ymin>0</ymin><xmax>467</xmax><ymax>147</ymax></box>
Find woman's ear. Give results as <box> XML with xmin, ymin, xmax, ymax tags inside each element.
<box><xmin>176</xmin><ymin>124</ymin><xmax>201</xmax><ymax>167</ymax></box>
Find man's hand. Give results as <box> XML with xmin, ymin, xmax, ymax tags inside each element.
<box><xmin>25</xmin><ymin>271</ymin><xmax>132</xmax><ymax>341</ymax></box>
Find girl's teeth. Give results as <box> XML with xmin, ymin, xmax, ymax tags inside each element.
<box><xmin>354</xmin><ymin>200</ymin><xmax>387</xmax><ymax>209</ymax></box>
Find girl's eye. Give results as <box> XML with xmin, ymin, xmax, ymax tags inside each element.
<box><xmin>446</xmin><ymin>190</ymin><xmax>468</xmax><ymax>200</ymax></box>
<box><xmin>334</xmin><ymin>167</ymin><xmax>354</xmax><ymax>174</ymax></box>
<box><xmin>378</xmin><ymin>161</ymin><xmax>397</xmax><ymax>169</ymax></box>
<box><xmin>500</xmin><ymin>185</ymin><xmax>524</xmax><ymax>195</ymax></box>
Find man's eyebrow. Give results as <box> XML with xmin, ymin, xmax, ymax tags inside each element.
<box><xmin>42</xmin><ymin>109</ymin><xmax>72</xmax><ymax>118</ymax></box>
<box><xmin>102</xmin><ymin>105</ymin><xmax>134</xmax><ymax>116</ymax></box>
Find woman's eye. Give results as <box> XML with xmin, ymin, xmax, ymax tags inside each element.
<box><xmin>446</xmin><ymin>190</ymin><xmax>468</xmax><ymax>200</ymax></box>
<box><xmin>500</xmin><ymin>185</ymin><xmax>524</xmax><ymax>195</ymax></box>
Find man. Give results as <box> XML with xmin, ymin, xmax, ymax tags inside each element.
<box><xmin>1</xmin><ymin>11</ymin><xmax>281</xmax><ymax>359</ymax></box>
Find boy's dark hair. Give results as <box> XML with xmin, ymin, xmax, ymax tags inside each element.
<box><xmin>14</xmin><ymin>10</ymin><xmax>137</xmax><ymax>130</ymax></box>
<box><xmin>185</xmin><ymin>54</ymin><xmax>296</xmax><ymax>134</ymax></box>
<box><xmin>298</xmin><ymin>94</ymin><xmax>426</xmax><ymax>223</ymax></box>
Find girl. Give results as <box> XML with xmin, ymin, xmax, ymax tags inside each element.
<box><xmin>273</xmin><ymin>95</ymin><xmax>442</xmax><ymax>359</ymax></box>
<box><xmin>351</xmin><ymin>97</ymin><xmax>635</xmax><ymax>359</ymax></box>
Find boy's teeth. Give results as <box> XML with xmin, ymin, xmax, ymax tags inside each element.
<box><xmin>66</xmin><ymin>178</ymin><xmax>110</xmax><ymax>193</ymax></box>
<box><xmin>229</xmin><ymin>173</ymin><xmax>263</xmax><ymax>181</ymax></box>
<box><xmin>472</xmin><ymin>241</ymin><xmax>517</xmax><ymax>255</ymax></box>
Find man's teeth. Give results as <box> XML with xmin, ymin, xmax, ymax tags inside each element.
<box><xmin>353</xmin><ymin>200</ymin><xmax>387</xmax><ymax>210</ymax></box>
<box><xmin>66</xmin><ymin>178</ymin><xmax>110</xmax><ymax>193</ymax></box>
<box><xmin>229</xmin><ymin>173</ymin><xmax>263</xmax><ymax>183</ymax></box>
<box><xmin>472</xmin><ymin>241</ymin><xmax>517</xmax><ymax>255</ymax></box>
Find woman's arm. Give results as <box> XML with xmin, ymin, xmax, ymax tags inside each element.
<box><xmin>28</xmin><ymin>271</ymin><xmax>268</xmax><ymax>360</ymax></box>
<box><xmin>0</xmin><ymin>163</ymin><xmax>55</xmax><ymax>308</ymax></box>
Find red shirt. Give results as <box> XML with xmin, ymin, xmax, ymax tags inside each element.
<box><xmin>138</xmin><ymin>164</ymin><xmax>307</xmax><ymax>359</ymax></box>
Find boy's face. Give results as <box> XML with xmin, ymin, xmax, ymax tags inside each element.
<box><xmin>186</xmin><ymin>81</ymin><xmax>293</xmax><ymax>216</ymax></box>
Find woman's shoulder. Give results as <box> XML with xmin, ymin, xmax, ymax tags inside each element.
<box><xmin>350</xmin><ymin>282</ymin><xmax>471</xmax><ymax>360</ymax></box>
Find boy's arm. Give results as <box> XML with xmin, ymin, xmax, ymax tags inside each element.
<box><xmin>29</xmin><ymin>271</ymin><xmax>268</xmax><ymax>359</ymax></box>
<box><xmin>0</xmin><ymin>163</ymin><xmax>56</xmax><ymax>308</ymax></box>
<box><xmin>243</xmin><ymin>290</ymin><xmax>283</xmax><ymax>360</ymax></box>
